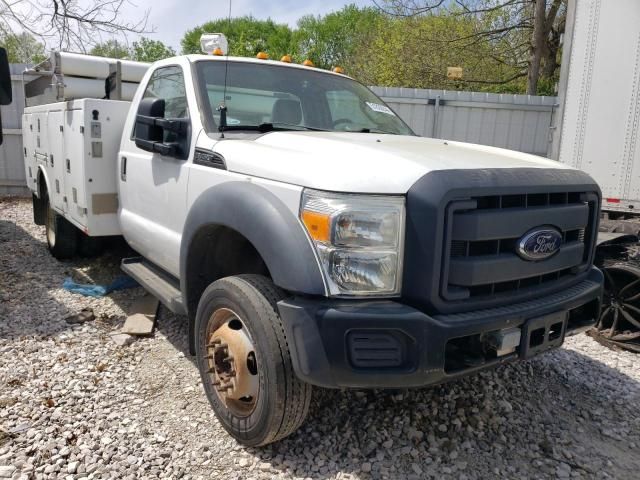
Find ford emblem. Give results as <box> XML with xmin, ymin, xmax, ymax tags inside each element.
<box><xmin>517</xmin><ymin>227</ymin><xmax>562</xmax><ymax>261</ymax></box>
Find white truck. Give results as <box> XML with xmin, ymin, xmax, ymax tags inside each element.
<box><xmin>0</xmin><ymin>35</ymin><xmax>604</xmax><ymax>446</ymax></box>
<box><xmin>552</xmin><ymin>0</ymin><xmax>640</xmax><ymax>351</ymax></box>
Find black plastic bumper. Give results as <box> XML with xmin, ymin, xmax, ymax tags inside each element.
<box><xmin>277</xmin><ymin>267</ymin><xmax>603</xmax><ymax>389</ymax></box>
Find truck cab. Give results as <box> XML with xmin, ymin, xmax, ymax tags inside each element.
<box><xmin>15</xmin><ymin>37</ymin><xmax>604</xmax><ymax>447</ymax></box>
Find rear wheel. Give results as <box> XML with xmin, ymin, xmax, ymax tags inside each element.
<box><xmin>44</xmin><ymin>194</ymin><xmax>77</xmax><ymax>259</ymax></box>
<box><xmin>77</xmin><ymin>231</ymin><xmax>103</xmax><ymax>257</ymax></box>
<box><xmin>195</xmin><ymin>275</ymin><xmax>312</xmax><ymax>446</ymax></box>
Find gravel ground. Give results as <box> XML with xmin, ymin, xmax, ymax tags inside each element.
<box><xmin>1</xmin><ymin>196</ymin><xmax>640</xmax><ymax>480</ymax></box>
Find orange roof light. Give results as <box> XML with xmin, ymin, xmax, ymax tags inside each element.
<box><xmin>302</xmin><ymin>59</ymin><xmax>314</xmax><ymax>67</ymax></box>
<box><xmin>332</xmin><ymin>66</ymin><xmax>345</xmax><ymax>74</ymax></box>
<box><xmin>212</xmin><ymin>47</ymin><xmax>224</xmax><ymax>56</ymax></box>
<box><xmin>280</xmin><ymin>54</ymin><xmax>292</xmax><ymax>63</ymax></box>
<box><xmin>256</xmin><ymin>51</ymin><xmax>269</xmax><ymax>60</ymax></box>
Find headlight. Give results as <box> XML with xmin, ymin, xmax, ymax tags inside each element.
<box><xmin>300</xmin><ymin>189</ymin><xmax>405</xmax><ymax>296</ymax></box>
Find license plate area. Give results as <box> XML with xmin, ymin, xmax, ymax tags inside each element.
<box><xmin>520</xmin><ymin>311</ymin><xmax>567</xmax><ymax>359</ymax></box>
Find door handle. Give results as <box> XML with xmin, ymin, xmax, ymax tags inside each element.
<box><xmin>121</xmin><ymin>156</ymin><xmax>127</xmax><ymax>181</ymax></box>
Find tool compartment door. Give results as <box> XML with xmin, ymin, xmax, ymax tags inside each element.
<box><xmin>47</xmin><ymin>110</ymin><xmax>66</xmax><ymax>212</ymax></box>
<box><xmin>22</xmin><ymin>113</ymin><xmax>37</xmax><ymax>193</ymax></box>
<box><xmin>81</xmin><ymin>100</ymin><xmax>128</xmax><ymax>236</ymax></box>
<box><xmin>63</xmin><ymin>107</ymin><xmax>88</xmax><ymax>229</ymax></box>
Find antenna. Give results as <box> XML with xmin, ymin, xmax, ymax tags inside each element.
<box><xmin>218</xmin><ymin>0</ymin><xmax>233</xmax><ymax>138</ymax></box>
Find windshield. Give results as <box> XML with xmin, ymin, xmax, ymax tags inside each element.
<box><xmin>195</xmin><ymin>60</ymin><xmax>414</xmax><ymax>136</ymax></box>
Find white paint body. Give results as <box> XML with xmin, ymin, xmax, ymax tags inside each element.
<box><xmin>554</xmin><ymin>0</ymin><xmax>640</xmax><ymax>213</ymax></box>
<box><xmin>23</xmin><ymin>99</ymin><xmax>130</xmax><ymax>236</ymax></box>
<box><xmin>24</xmin><ymin>54</ymin><xmax>573</xmax><ymax>280</ymax></box>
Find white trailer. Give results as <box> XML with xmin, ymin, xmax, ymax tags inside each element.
<box><xmin>552</xmin><ymin>0</ymin><xmax>640</xmax><ymax>218</ymax></box>
<box><xmin>551</xmin><ymin>0</ymin><xmax>640</xmax><ymax>350</ymax></box>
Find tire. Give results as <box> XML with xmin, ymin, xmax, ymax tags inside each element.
<box><xmin>77</xmin><ymin>231</ymin><xmax>103</xmax><ymax>257</ymax></box>
<box><xmin>195</xmin><ymin>274</ymin><xmax>312</xmax><ymax>446</ymax></box>
<box><xmin>44</xmin><ymin>194</ymin><xmax>77</xmax><ymax>259</ymax></box>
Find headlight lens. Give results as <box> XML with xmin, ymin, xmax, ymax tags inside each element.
<box><xmin>300</xmin><ymin>189</ymin><xmax>405</xmax><ymax>296</ymax></box>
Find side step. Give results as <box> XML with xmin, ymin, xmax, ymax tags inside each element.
<box><xmin>121</xmin><ymin>257</ymin><xmax>186</xmax><ymax>315</ymax></box>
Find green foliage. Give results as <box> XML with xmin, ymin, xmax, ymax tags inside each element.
<box><xmin>181</xmin><ymin>16</ymin><xmax>295</xmax><ymax>59</ymax></box>
<box><xmin>131</xmin><ymin>38</ymin><xmax>176</xmax><ymax>62</ymax></box>
<box><xmin>294</xmin><ymin>5</ymin><xmax>382</xmax><ymax>70</ymax></box>
<box><xmin>362</xmin><ymin>13</ymin><xmax>526</xmax><ymax>92</ymax></box>
<box><xmin>1</xmin><ymin>32</ymin><xmax>46</xmax><ymax>64</ymax></box>
<box><xmin>89</xmin><ymin>40</ymin><xmax>130</xmax><ymax>59</ymax></box>
<box><xmin>178</xmin><ymin>3</ymin><xmax>557</xmax><ymax>94</ymax></box>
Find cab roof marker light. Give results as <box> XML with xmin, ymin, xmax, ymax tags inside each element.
<box><xmin>302</xmin><ymin>59</ymin><xmax>314</xmax><ymax>67</ymax></box>
<box><xmin>200</xmin><ymin>33</ymin><xmax>228</xmax><ymax>56</ymax></box>
<box><xmin>256</xmin><ymin>51</ymin><xmax>269</xmax><ymax>60</ymax></box>
<box><xmin>280</xmin><ymin>54</ymin><xmax>292</xmax><ymax>63</ymax></box>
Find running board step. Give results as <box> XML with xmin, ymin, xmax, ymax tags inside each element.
<box><xmin>121</xmin><ymin>257</ymin><xmax>186</xmax><ymax>315</ymax></box>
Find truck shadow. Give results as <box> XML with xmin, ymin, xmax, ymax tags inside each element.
<box><xmin>2</xmin><ymin>202</ymin><xmax>640</xmax><ymax>478</ymax></box>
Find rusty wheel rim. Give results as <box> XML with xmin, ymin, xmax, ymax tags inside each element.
<box><xmin>205</xmin><ymin>308</ymin><xmax>259</xmax><ymax>417</ymax></box>
<box><xmin>597</xmin><ymin>265</ymin><xmax>640</xmax><ymax>339</ymax></box>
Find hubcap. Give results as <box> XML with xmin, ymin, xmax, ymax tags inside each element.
<box><xmin>205</xmin><ymin>308</ymin><xmax>259</xmax><ymax>416</ymax></box>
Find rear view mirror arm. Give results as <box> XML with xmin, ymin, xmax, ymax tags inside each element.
<box><xmin>134</xmin><ymin>137</ymin><xmax>177</xmax><ymax>156</ymax></box>
<box><xmin>136</xmin><ymin>115</ymin><xmax>188</xmax><ymax>134</ymax></box>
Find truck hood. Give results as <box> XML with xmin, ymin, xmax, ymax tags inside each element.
<box><xmin>211</xmin><ymin>132</ymin><xmax>567</xmax><ymax>194</ymax></box>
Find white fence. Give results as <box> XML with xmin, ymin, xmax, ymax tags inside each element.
<box><xmin>370</xmin><ymin>87</ymin><xmax>558</xmax><ymax>157</ymax></box>
<box><xmin>0</xmin><ymin>67</ymin><xmax>559</xmax><ymax>195</ymax></box>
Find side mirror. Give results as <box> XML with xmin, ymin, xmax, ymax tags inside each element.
<box><xmin>135</xmin><ymin>97</ymin><xmax>167</xmax><ymax>153</ymax></box>
<box><xmin>134</xmin><ymin>97</ymin><xmax>190</xmax><ymax>158</ymax></box>
<box><xmin>0</xmin><ymin>47</ymin><xmax>12</xmax><ymax>146</ymax></box>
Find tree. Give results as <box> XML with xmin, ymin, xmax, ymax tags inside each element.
<box><xmin>181</xmin><ymin>17</ymin><xmax>295</xmax><ymax>59</ymax></box>
<box><xmin>89</xmin><ymin>40</ymin><xmax>130</xmax><ymax>59</ymax></box>
<box><xmin>0</xmin><ymin>0</ymin><xmax>150</xmax><ymax>51</ymax></box>
<box><xmin>295</xmin><ymin>5</ymin><xmax>382</xmax><ymax>70</ymax></box>
<box><xmin>375</xmin><ymin>0</ymin><xmax>566</xmax><ymax>94</ymax></box>
<box><xmin>362</xmin><ymin>13</ymin><xmax>524</xmax><ymax>91</ymax></box>
<box><xmin>131</xmin><ymin>38</ymin><xmax>176</xmax><ymax>62</ymax></box>
<box><xmin>1</xmin><ymin>32</ymin><xmax>46</xmax><ymax>64</ymax></box>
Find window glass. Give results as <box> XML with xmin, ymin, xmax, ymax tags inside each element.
<box><xmin>196</xmin><ymin>61</ymin><xmax>413</xmax><ymax>135</ymax></box>
<box><xmin>138</xmin><ymin>65</ymin><xmax>188</xmax><ymax>143</ymax></box>
<box><xmin>143</xmin><ymin>66</ymin><xmax>189</xmax><ymax>119</ymax></box>
<box><xmin>326</xmin><ymin>90</ymin><xmax>379</xmax><ymax>130</ymax></box>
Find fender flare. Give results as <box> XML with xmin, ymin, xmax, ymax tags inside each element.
<box><xmin>35</xmin><ymin>165</ymin><xmax>51</xmax><ymax>199</ymax></box>
<box><xmin>180</xmin><ymin>181</ymin><xmax>327</xmax><ymax>313</ymax></box>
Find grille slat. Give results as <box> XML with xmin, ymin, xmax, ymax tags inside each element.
<box><xmin>443</xmin><ymin>191</ymin><xmax>596</xmax><ymax>301</ymax></box>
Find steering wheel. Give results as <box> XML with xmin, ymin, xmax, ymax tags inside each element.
<box><xmin>332</xmin><ymin>118</ymin><xmax>355</xmax><ymax>129</ymax></box>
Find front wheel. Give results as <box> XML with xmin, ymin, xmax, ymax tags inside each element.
<box><xmin>195</xmin><ymin>275</ymin><xmax>312</xmax><ymax>446</ymax></box>
<box><xmin>44</xmin><ymin>194</ymin><xmax>77</xmax><ymax>259</ymax></box>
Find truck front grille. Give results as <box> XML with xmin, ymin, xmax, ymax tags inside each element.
<box><xmin>442</xmin><ymin>191</ymin><xmax>598</xmax><ymax>301</ymax></box>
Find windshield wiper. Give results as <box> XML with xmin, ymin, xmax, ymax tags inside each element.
<box><xmin>220</xmin><ymin>122</ymin><xmax>328</xmax><ymax>133</ymax></box>
<box><xmin>356</xmin><ymin>128</ymin><xmax>398</xmax><ymax>135</ymax></box>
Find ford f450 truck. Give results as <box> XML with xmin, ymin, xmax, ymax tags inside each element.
<box><xmin>0</xmin><ymin>35</ymin><xmax>604</xmax><ymax>446</ymax></box>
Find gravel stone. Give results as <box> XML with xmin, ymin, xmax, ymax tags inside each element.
<box><xmin>2</xmin><ymin>196</ymin><xmax>640</xmax><ymax>479</ymax></box>
<box><xmin>0</xmin><ymin>466</ymin><xmax>16</xmax><ymax>478</ymax></box>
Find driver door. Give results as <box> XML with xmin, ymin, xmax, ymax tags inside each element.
<box><xmin>119</xmin><ymin>65</ymin><xmax>191</xmax><ymax>277</ymax></box>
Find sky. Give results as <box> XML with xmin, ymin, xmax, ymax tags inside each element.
<box><xmin>118</xmin><ymin>0</ymin><xmax>374</xmax><ymax>52</ymax></box>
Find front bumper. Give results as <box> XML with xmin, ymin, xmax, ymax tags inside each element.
<box><xmin>277</xmin><ymin>267</ymin><xmax>603</xmax><ymax>388</ymax></box>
